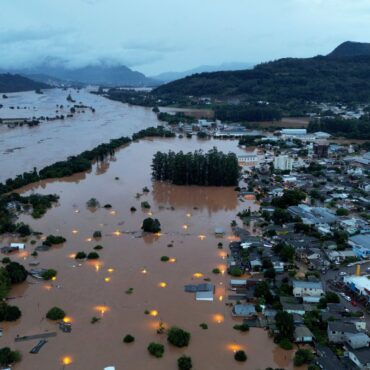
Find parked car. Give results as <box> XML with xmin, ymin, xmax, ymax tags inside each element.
<box><xmin>344</xmin><ymin>295</ymin><xmax>351</xmax><ymax>302</ymax></box>
<box><xmin>339</xmin><ymin>271</ymin><xmax>347</xmax><ymax>276</ymax></box>
<box><xmin>340</xmin><ymin>292</ymin><xmax>346</xmax><ymax>297</ymax></box>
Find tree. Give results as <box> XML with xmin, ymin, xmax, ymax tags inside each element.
<box><xmin>275</xmin><ymin>311</ymin><xmax>294</xmax><ymax>341</ymax></box>
<box><xmin>254</xmin><ymin>281</ymin><xmax>273</xmax><ymax>304</ymax></box>
<box><xmin>234</xmin><ymin>350</ymin><xmax>247</xmax><ymax>362</ymax></box>
<box><xmin>5</xmin><ymin>262</ymin><xmax>27</xmax><ymax>284</ymax></box>
<box><xmin>228</xmin><ymin>266</ymin><xmax>243</xmax><ymax>277</ymax></box>
<box><xmin>167</xmin><ymin>327</ymin><xmax>191</xmax><ymax>347</ymax></box>
<box><xmin>87</xmin><ymin>252</ymin><xmax>100</xmax><ymax>260</ymax></box>
<box><xmin>75</xmin><ymin>251</ymin><xmax>87</xmax><ymax>259</ymax></box>
<box><xmin>325</xmin><ymin>291</ymin><xmax>340</xmax><ymax>303</ymax></box>
<box><xmin>264</xmin><ymin>267</ymin><xmax>276</xmax><ymax>280</ymax></box>
<box><xmin>0</xmin><ymin>302</ymin><xmax>21</xmax><ymax>322</ymax></box>
<box><xmin>0</xmin><ymin>268</ymin><xmax>10</xmax><ymax>300</ymax></box>
<box><xmin>294</xmin><ymin>349</ymin><xmax>313</xmax><ymax>366</ymax></box>
<box><xmin>123</xmin><ymin>334</ymin><xmax>135</xmax><ymax>343</ymax></box>
<box><xmin>41</xmin><ymin>269</ymin><xmax>57</xmax><ymax>280</ymax></box>
<box><xmin>336</xmin><ymin>208</ymin><xmax>349</xmax><ymax>216</ymax></box>
<box><xmin>272</xmin><ymin>208</ymin><xmax>293</xmax><ymax>225</ymax></box>
<box><xmin>271</xmin><ymin>189</ymin><xmax>306</xmax><ymax>209</ymax></box>
<box><xmin>0</xmin><ymin>347</ymin><xmax>21</xmax><ymax>366</ymax></box>
<box><xmin>142</xmin><ymin>218</ymin><xmax>161</xmax><ymax>233</ymax></box>
<box><xmin>178</xmin><ymin>355</ymin><xmax>192</xmax><ymax>370</ymax></box>
<box><xmin>279</xmin><ymin>338</ymin><xmax>293</xmax><ymax>350</ymax></box>
<box><xmin>147</xmin><ymin>342</ymin><xmax>164</xmax><ymax>358</ymax></box>
<box><xmin>46</xmin><ymin>307</ymin><xmax>65</xmax><ymax>320</ymax></box>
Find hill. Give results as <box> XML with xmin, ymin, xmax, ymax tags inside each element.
<box><xmin>3</xmin><ymin>61</ymin><xmax>158</xmax><ymax>88</ymax></box>
<box><xmin>152</xmin><ymin>62</ymin><xmax>253</xmax><ymax>83</ymax></box>
<box><xmin>153</xmin><ymin>42</ymin><xmax>370</xmax><ymax>103</ymax></box>
<box><xmin>0</xmin><ymin>73</ymin><xmax>49</xmax><ymax>93</ymax></box>
<box><xmin>327</xmin><ymin>41</ymin><xmax>370</xmax><ymax>58</ymax></box>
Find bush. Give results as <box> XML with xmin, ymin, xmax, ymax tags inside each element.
<box><xmin>43</xmin><ymin>235</ymin><xmax>66</xmax><ymax>246</ymax></box>
<box><xmin>123</xmin><ymin>334</ymin><xmax>135</xmax><ymax>343</ymax></box>
<box><xmin>279</xmin><ymin>338</ymin><xmax>293</xmax><ymax>350</ymax></box>
<box><xmin>147</xmin><ymin>342</ymin><xmax>164</xmax><ymax>358</ymax></box>
<box><xmin>130</xmin><ymin>206</ymin><xmax>137</xmax><ymax>212</ymax></box>
<box><xmin>91</xmin><ymin>316</ymin><xmax>100</xmax><ymax>324</ymax></box>
<box><xmin>228</xmin><ymin>266</ymin><xmax>243</xmax><ymax>277</ymax></box>
<box><xmin>212</xmin><ymin>268</ymin><xmax>221</xmax><ymax>274</ymax></box>
<box><xmin>5</xmin><ymin>262</ymin><xmax>28</xmax><ymax>284</ymax></box>
<box><xmin>160</xmin><ymin>256</ymin><xmax>169</xmax><ymax>262</ymax></box>
<box><xmin>93</xmin><ymin>230</ymin><xmax>102</xmax><ymax>238</ymax></box>
<box><xmin>294</xmin><ymin>349</ymin><xmax>313</xmax><ymax>366</ymax></box>
<box><xmin>167</xmin><ymin>327</ymin><xmax>191</xmax><ymax>348</ymax></box>
<box><xmin>75</xmin><ymin>251</ymin><xmax>87</xmax><ymax>259</ymax></box>
<box><xmin>87</xmin><ymin>252</ymin><xmax>100</xmax><ymax>260</ymax></box>
<box><xmin>234</xmin><ymin>350</ymin><xmax>247</xmax><ymax>362</ymax></box>
<box><xmin>199</xmin><ymin>323</ymin><xmax>208</xmax><ymax>330</ymax></box>
<box><xmin>87</xmin><ymin>198</ymin><xmax>100</xmax><ymax>208</ymax></box>
<box><xmin>0</xmin><ymin>302</ymin><xmax>21</xmax><ymax>322</ymax></box>
<box><xmin>141</xmin><ymin>201</ymin><xmax>151</xmax><ymax>209</ymax></box>
<box><xmin>178</xmin><ymin>355</ymin><xmax>192</xmax><ymax>370</ymax></box>
<box><xmin>336</xmin><ymin>208</ymin><xmax>349</xmax><ymax>216</ymax></box>
<box><xmin>142</xmin><ymin>218</ymin><xmax>161</xmax><ymax>233</ymax></box>
<box><xmin>233</xmin><ymin>323</ymin><xmax>250</xmax><ymax>332</ymax></box>
<box><xmin>93</xmin><ymin>245</ymin><xmax>103</xmax><ymax>250</ymax></box>
<box><xmin>41</xmin><ymin>269</ymin><xmax>57</xmax><ymax>280</ymax></box>
<box><xmin>46</xmin><ymin>307</ymin><xmax>65</xmax><ymax>320</ymax></box>
<box><xmin>1</xmin><ymin>258</ymin><xmax>11</xmax><ymax>264</ymax></box>
<box><xmin>0</xmin><ymin>347</ymin><xmax>21</xmax><ymax>366</ymax></box>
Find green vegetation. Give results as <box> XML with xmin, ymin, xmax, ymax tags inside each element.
<box><xmin>141</xmin><ymin>201</ymin><xmax>151</xmax><ymax>209</ymax></box>
<box><xmin>275</xmin><ymin>311</ymin><xmax>294</xmax><ymax>341</ymax></box>
<box><xmin>142</xmin><ymin>218</ymin><xmax>161</xmax><ymax>233</ymax></box>
<box><xmin>46</xmin><ymin>307</ymin><xmax>66</xmax><ymax>320</ymax></box>
<box><xmin>212</xmin><ymin>268</ymin><xmax>221</xmax><ymax>274</ymax></box>
<box><xmin>228</xmin><ymin>266</ymin><xmax>243</xmax><ymax>277</ymax></box>
<box><xmin>123</xmin><ymin>334</ymin><xmax>135</xmax><ymax>343</ymax></box>
<box><xmin>43</xmin><ymin>235</ymin><xmax>66</xmax><ymax>246</ymax></box>
<box><xmin>41</xmin><ymin>269</ymin><xmax>57</xmax><ymax>281</ymax></box>
<box><xmin>234</xmin><ymin>350</ymin><xmax>247</xmax><ymax>362</ymax></box>
<box><xmin>233</xmin><ymin>323</ymin><xmax>250</xmax><ymax>332</ymax></box>
<box><xmin>215</xmin><ymin>105</ymin><xmax>281</xmax><ymax>122</ymax></box>
<box><xmin>125</xmin><ymin>288</ymin><xmax>134</xmax><ymax>294</ymax></box>
<box><xmin>336</xmin><ymin>208</ymin><xmax>350</xmax><ymax>216</ymax></box>
<box><xmin>153</xmin><ymin>52</ymin><xmax>370</xmax><ymax>104</ymax></box>
<box><xmin>158</xmin><ymin>112</ymin><xmax>193</xmax><ymax>125</ymax></box>
<box><xmin>91</xmin><ymin>316</ymin><xmax>100</xmax><ymax>324</ymax></box>
<box><xmin>160</xmin><ymin>256</ymin><xmax>170</xmax><ymax>262</ymax></box>
<box><xmin>167</xmin><ymin>327</ymin><xmax>191</xmax><ymax>347</ymax></box>
<box><xmin>279</xmin><ymin>338</ymin><xmax>293</xmax><ymax>350</ymax></box>
<box><xmin>132</xmin><ymin>126</ymin><xmax>175</xmax><ymax>140</ymax></box>
<box><xmin>0</xmin><ymin>346</ymin><xmax>21</xmax><ymax>367</ymax></box>
<box><xmin>94</xmin><ymin>245</ymin><xmax>103</xmax><ymax>250</ymax></box>
<box><xmin>199</xmin><ymin>323</ymin><xmax>208</xmax><ymax>330</ymax></box>
<box><xmin>294</xmin><ymin>349</ymin><xmax>313</xmax><ymax>366</ymax></box>
<box><xmin>0</xmin><ymin>302</ymin><xmax>22</xmax><ymax>322</ymax></box>
<box><xmin>5</xmin><ymin>262</ymin><xmax>28</xmax><ymax>284</ymax></box>
<box><xmin>271</xmin><ymin>189</ymin><xmax>306</xmax><ymax>209</ymax></box>
<box><xmin>87</xmin><ymin>252</ymin><xmax>100</xmax><ymax>260</ymax></box>
<box><xmin>93</xmin><ymin>230</ymin><xmax>102</xmax><ymax>238</ymax></box>
<box><xmin>87</xmin><ymin>198</ymin><xmax>100</xmax><ymax>208</ymax></box>
<box><xmin>152</xmin><ymin>148</ymin><xmax>240</xmax><ymax>186</ymax></box>
<box><xmin>177</xmin><ymin>355</ymin><xmax>193</xmax><ymax>370</ymax></box>
<box><xmin>147</xmin><ymin>342</ymin><xmax>165</xmax><ymax>358</ymax></box>
<box><xmin>0</xmin><ymin>268</ymin><xmax>10</xmax><ymax>300</ymax></box>
<box><xmin>75</xmin><ymin>251</ymin><xmax>87</xmax><ymax>259</ymax></box>
<box><xmin>308</xmin><ymin>117</ymin><xmax>370</xmax><ymax>140</ymax></box>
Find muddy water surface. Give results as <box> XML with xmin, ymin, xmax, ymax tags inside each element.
<box><xmin>1</xmin><ymin>137</ymin><xmax>298</xmax><ymax>370</ymax></box>
<box><xmin>0</xmin><ymin>88</ymin><xmax>159</xmax><ymax>181</ymax></box>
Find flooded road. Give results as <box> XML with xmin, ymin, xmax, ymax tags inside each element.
<box><xmin>0</xmin><ymin>88</ymin><xmax>160</xmax><ymax>181</ymax></box>
<box><xmin>0</xmin><ymin>137</ymin><xmax>299</xmax><ymax>370</ymax></box>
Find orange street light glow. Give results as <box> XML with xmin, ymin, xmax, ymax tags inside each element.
<box><xmin>186</xmin><ymin>213</ymin><xmax>192</xmax><ymax>218</ymax></box>
<box><xmin>193</xmin><ymin>272</ymin><xmax>203</xmax><ymax>278</ymax></box>
<box><xmin>213</xmin><ymin>314</ymin><xmax>224</xmax><ymax>324</ymax></box>
<box><xmin>68</xmin><ymin>253</ymin><xmax>76</xmax><ymax>259</ymax></box>
<box><xmin>86</xmin><ymin>237</ymin><xmax>92</xmax><ymax>242</ymax></box>
<box><xmin>94</xmin><ymin>305</ymin><xmax>109</xmax><ymax>315</ymax></box>
<box><xmin>155</xmin><ymin>232</ymin><xmax>162</xmax><ymax>237</ymax></box>
<box><xmin>169</xmin><ymin>258</ymin><xmax>177</xmax><ymax>263</ymax></box>
<box><xmin>113</xmin><ymin>230</ymin><xmax>121</xmax><ymax>236</ymax></box>
<box><xmin>63</xmin><ymin>316</ymin><xmax>72</xmax><ymax>323</ymax></box>
<box><xmin>198</xmin><ymin>234</ymin><xmax>206</xmax><ymax>240</ymax></box>
<box><xmin>62</xmin><ymin>356</ymin><xmax>73</xmax><ymax>365</ymax></box>
<box><xmin>110</xmin><ymin>210</ymin><xmax>117</xmax><ymax>215</ymax></box>
<box><xmin>182</xmin><ymin>224</ymin><xmax>188</xmax><ymax>230</ymax></box>
<box><xmin>227</xmin><ymin>344</ymin><xmax>243</xmax><ymax>353</ymax></box>
<box><xmin>141</xmin><ymin>268</ymin><xmax>147</xmax><ymax>274</ymax></box>
<box><xmin>74</xmin><ymin>209</ymin><xmax>80</xmax><ymax>214</ymax></box>
<box><xmin>104</xmin><ymin>277</ymin><xmax>111</xmax><ymax>282</ymax></box>
<box><xmin>149</xmin><ymin>310</ymin><xmax>158</xmax><ymax>317</ymax></box>
<box><xmin>159</xmin><ymin>282</ymin><xmax>167</xmax><ymax>288</ymax></box>
<box><xmin>219</xmin><ymin>295</ymin><xmax>224</xmax><ymax>302</ymax></box>
<box><xmin>72</xmin><ymin>229</ymin><xmax>78</xmax><ymax>234</ymax></box>
<box><xmin>147</xmin><ymin>211</ymin><xmax>153</xmax><ymax>216</ymax></box>
<box><xmin>107</xmin><ymin>268</ymin><xmax>114</xmax><ymax>273</ymax></box>
<box><xmin>51</xmin><ymin>276</ymin><xmax>57</xmax><ymax>281</ymax></box>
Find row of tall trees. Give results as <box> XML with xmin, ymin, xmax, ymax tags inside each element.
<box><xmin>152</xmin><ymin>148</ymin><xmax>240</xmax><ymax>186</ymax></box>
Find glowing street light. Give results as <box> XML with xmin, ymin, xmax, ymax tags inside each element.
<box><xmin>159</xmin><ymin>282</ymin><xmax>167</xmax><ymax>288</ymax></box>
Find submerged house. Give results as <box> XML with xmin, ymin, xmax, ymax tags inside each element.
<box><xmin>232</xmin><ymin>304</ymin><xmax>256</xmax><ymax>318</ymax></box>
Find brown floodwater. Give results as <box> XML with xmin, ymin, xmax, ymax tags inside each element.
<box><xmin>0</xmin><ymin>137</ymin><xmax>300</xmax><ymax>370</ymax></box>
<box><xmin>0</xmin><ymin>88</ymin><xmax>160</xmax><ymax>181</ymax></box>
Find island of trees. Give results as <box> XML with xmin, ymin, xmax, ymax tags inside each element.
<box><xmin>152</xmin><ymin>148</ymin><xmax>240</xmax><ymax>186</ymax></box>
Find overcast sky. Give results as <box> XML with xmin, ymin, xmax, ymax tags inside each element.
<box><xmin>1</xmin><ymin>0</ymin><xmax>370</xmax><ymax>75</ymax></box>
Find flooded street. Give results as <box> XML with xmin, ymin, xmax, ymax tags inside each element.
<box><xmin>0</xmin><ymin>88</ymin><xmax>160</xmax><ymax>181</ymax></box>
<box><xmin>0</xmin><ymin>136</ymin><xmax>299</xmax><ymax>370</ymax></box>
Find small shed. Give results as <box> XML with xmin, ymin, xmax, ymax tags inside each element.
<box><xmin>196</xmin><ymin>291</ymin><xmax>214</xmax><ymax>301</ymax></box>
<box><xmin>294</xmin><ymin>325</ymin><xmax>314</xmax><ymax>343</ymax></box>
<box><xmin>10</xmin><ymin>243</ymin><xmax>25</xmax><ymax>250</ymax></box>
<box><xmin>232</xmin><ymin>304</ymin><xmax>256</xmax><ymax>318</ymax></box>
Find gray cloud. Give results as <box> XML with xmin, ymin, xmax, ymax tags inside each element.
<box><xmin>1</xmin><ymin>0</ymin><xmax>370</xmax><ymax>74</ymax></box>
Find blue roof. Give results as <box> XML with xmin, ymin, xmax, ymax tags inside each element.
<box><xmin>293</xmin><ymin>280</ymin><xmax>323</xmax><ymax>289</ymax></box>
<box><xmin>350</xmin><ymin>234</ymin><xmax>370</xmax><ymax>248</ymax></box>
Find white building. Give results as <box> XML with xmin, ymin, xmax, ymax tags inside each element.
<box><xmin>274</xmin><ymin>155</ymin><xmax>293</xmax><ymax>171</ymax></box>
<box><xmin>292</xmin><ymin>280</ymin><xmax>324</xmax><ymax>300</ymax></box>
<box><xmin>281</xmin><ymin>129</ymin><xmax>307</xmax><ymax>136</ymax></box>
